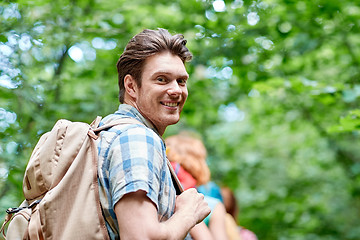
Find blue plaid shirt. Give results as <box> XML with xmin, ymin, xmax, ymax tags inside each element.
<box><xmin>97</xmin><ymin>104</ymin><xmax>176</xmax><ymax>239</ymax></box>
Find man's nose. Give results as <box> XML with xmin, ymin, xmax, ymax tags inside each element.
<box><xmin>167</xmin><ymin>81</ymin><xmax>182</xmax><ymax>96</ymax></box>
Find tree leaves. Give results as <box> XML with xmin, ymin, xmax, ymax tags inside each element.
<box><xmin>1</xmin><ymin>0</ymin><xmax>360</xmax><ymax>239</ymax></box>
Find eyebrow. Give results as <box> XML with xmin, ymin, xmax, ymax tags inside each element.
<box><xmin>151</xmin><ymin>71</ymin><xmax>189</xmax><ymax>79</ymax></box>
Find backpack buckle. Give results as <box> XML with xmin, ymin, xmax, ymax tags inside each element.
<box><xmin>88</xmin><ymin>130</ymin><xmax>99</xmax><ymax>140</ymax></box>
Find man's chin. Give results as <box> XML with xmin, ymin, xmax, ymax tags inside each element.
<box><xmin>165</xmin><ymin>117</ymin><xmax>180</xmax><ymax>126</ymax></box>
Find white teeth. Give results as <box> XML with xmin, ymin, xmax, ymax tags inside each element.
<box><xmin>163</xmin><ymin>102</ymin><xmax>178</xmax><ymax>107</ymax></box>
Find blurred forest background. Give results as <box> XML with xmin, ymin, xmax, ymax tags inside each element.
<box><xmin>1</xmin><ymin>0</ymin><xmax>360</xmax><ymax>239</ymax></box>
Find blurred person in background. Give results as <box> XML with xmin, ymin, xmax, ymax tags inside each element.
<box><xmin>221</xmin><ymin>187</ymin><xmax>258</xmax><ymax>240</ymax></box>
<box><xmin>166</xmin><ymin>133</ymin><xmax>229</xmax><ymax>240</ymax></box>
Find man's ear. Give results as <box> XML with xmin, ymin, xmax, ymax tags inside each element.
<box><xmin>124</xmin><ymin>74</ymin><xmax>138</xmax><ymax>99</ymax></box>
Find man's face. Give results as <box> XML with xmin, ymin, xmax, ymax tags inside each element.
<box><xmin>133</xmin><ymin>51</ymin><xmax>189</xmax><ymax>135</ymax></box>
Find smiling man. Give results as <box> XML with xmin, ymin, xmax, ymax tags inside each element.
<box><xmin>124</xmin><ymin>51</ymin><xmax>189</xmax><ymax>135</ymax></box>
<box><xmin>97</xmin><ymin>29</ymin><xmax>210</xmax><ymax>240</ymax></box>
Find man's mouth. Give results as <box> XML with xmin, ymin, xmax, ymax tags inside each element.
<box><xmin>161</xmin><ymin>102</ymin><xmax>179</xmax><ymax>107</ymax></box>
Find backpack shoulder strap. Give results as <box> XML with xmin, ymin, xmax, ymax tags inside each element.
<box><xmin>166</xmin><ymin>160</ymin><xmax>184</xmax><ymax>195</ymax></box>
<box><xmin>93</xmin><ymin>117</ymin><xmax>142</xmax><ymax>133</ymax></box>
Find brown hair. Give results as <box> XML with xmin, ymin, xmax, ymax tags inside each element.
<box><xmin>116</xmin><ymin>28</ymin><xmax>193</xmax><ymax>103</ymax></box>
<box><xmin>221</xmin><ymin>187</ymin><xmax>239</xmax><ymax>220</ymax></box>
<box><xmin>165</xmin><ymin>133</ymin><xmax>210</xmax><ymax>186</ymax></box>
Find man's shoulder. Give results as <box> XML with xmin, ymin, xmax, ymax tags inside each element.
<box><xmin>100</xmin><ymin>116</ymin><xmax>163</xmax><ymax>147</ymax></box>
<box><xmin>116</xmin><ymin>122</ymin><xmax>162</xmax><ymax>142</ymax></box>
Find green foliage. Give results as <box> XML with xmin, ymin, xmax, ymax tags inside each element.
<box><xmin>1</xmin><ymin>0</ymin><xmax>360</xmax><ymax>239</ymax></box>
<box><xmin>329</xmin><ymin>110</ymin><xmax>360</xmax><ymax>133</ymax></box>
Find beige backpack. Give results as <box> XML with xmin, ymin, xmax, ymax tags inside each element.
<box><xmin>1</xmin><ymin>116</ymin><xmax>183</xmax><ymax>240</ymax></box>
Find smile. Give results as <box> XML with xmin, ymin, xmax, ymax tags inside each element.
<box><xmin>161</xmin><ymin>102</ymin><xmax>179</xmax><ymax>107</ymax></box>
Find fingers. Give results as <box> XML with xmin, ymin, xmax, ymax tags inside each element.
<box><xmin>176</xmin><ymin>188</ymin><xmax>211</xmax><ymax>225</ymax></box>
<box><xmin>196</xmin><ymin>194</ymin><xmax>211</xmax><ymax>224</ymax></box>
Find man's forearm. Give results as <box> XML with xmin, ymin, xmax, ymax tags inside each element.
<box><xmin>115</xmin><ymin>189</ymin><xmax>210</xmax><ymax>240</ymax></box>
<box><xmin>156</xmin><ymin>211</ymin><xmax>195</xmax><ymax>240</ymax></box>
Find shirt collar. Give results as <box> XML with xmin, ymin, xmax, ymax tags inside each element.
<box><xmin>114</xmin><ymin>104</ymin><xmax>162</xmax><ymax>137</ymax></box>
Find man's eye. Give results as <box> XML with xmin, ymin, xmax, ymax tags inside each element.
<box><xmin>157</xmin><ymin>77</ymin><xmax>166</xmax><ymax>82</ymax></box>
<box><xmin>177</xmin><ymin>79</ymin><xmax>187</xmax><ymax>85</ymax></box>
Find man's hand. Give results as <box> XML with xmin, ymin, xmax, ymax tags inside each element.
<box><xmin>174</xmin><ymin>188</ymin><xmax>211</xmax><ymax>227</ymax></box>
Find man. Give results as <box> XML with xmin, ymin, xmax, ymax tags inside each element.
<box><xmin>97</xmin><ymin>28</ymin><xmax>211</xmax><ymax>239</ymax></box>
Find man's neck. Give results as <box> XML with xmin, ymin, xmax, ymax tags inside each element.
<box><xmin>121</xmin><ymin>101</ymin><xmax>165</xmax><ymax>136</ymax></box>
